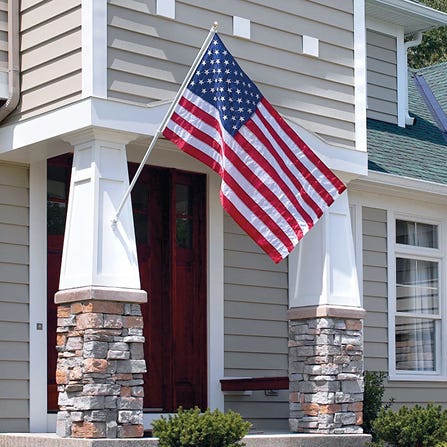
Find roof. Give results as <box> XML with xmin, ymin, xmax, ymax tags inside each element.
<box><xmin>367</xmin><ymin>62</ymin><xmax>447</xmax><ymax>185</ymax></box>
<box><xmin>366</xmin><ymin>0</ymin><xmax>447</xmax><ymax>36</ymax></box>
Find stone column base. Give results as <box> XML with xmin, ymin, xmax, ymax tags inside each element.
<box><xmin>288</xmin><ymin>306</ymin><xmax>365</xmax><ymax>434</ymax></box>
<box><xmin>55</xmin><ymin>297</ymin><xmax>146</xmax><ymax>438</ymax></box>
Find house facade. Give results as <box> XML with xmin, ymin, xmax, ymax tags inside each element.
<box><xmin>0</xmin><ymin>0</ymin><xmax>446</xmax><ymax>438</ymax></box>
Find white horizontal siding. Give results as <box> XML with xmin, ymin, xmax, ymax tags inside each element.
<box><xmin>0</xmin><ymin>163</ymin><xmax>29</xmax><ymax>433</ymax></box>
<box><xmin>223</xmin><ymin>213</ymin><xmax>288</xmax><ymax>432</ymax></box>
<box><xmin>367</xmin><ymin>29</ymin><xmax>397</xmax><ymax>124</ymax></box>
<box><xmin>107</xmin><ymin>0</ymin><xmax>356</xmax><ymax>149</ymax></box>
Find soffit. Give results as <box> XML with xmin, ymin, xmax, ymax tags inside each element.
<box><xmin>366</xmin><ymin>0</ymin><xmax>447</xmax><ymax>35</ymax></box>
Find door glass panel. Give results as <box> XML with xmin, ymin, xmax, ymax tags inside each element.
<box><xmin>176</xmin><ymin>184</ymin><xmax>192</xmax><ymax>249</ymax></box>
<box><xmin>132</xmin><ymin>183</ymin><xmax>149</xmax><ymax>245</ymax></box>
<box><xmin>47</xmin><ymin>164</ymin><xmax>69</xmax><ymax>235</ymax></box>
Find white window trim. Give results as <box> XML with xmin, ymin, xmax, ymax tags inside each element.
<box><xmin>388</xmin><ymin>210</ymin><xmax>447</xmax><ymax>381</ymax></box>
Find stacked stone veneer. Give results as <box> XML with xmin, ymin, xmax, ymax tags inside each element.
<box><xmin>55</xmin><ymin>300</ymin><xmax>146</xmax><ymax>438</ymax></box>
<box><xmin>289</xmin><ymin>314</ymin><xmax>364</xmax><ymax>434</ymax></box>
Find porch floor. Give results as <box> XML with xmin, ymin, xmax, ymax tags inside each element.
<box><xmin>0</xmin><ymin>433</ymin><xmax>371</xmax><ymax>447</ymax></box>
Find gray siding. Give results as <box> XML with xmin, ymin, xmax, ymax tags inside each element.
<box><xmin>223</xmin><ymin>214</ymin><xmax>288</xmax><ymax>432</ymax></box>
<box><xmin>0</xmin><ymin>0</ymin><xmax>7</xmax><ymax>75</ymax></box>
<box><xmin>362</xmin><ymin>207</ymin><xmax>388</xmax><ymax>373</ymax></box>
<box><xmin>108</xmin><ymin>0</ymin><xmax>356</xmax><ymax>148</ymax></box>
<box><xmin>0</xmin><ymin>163</ymin><xmax>29</xmax><ymax>432</ymax></box>
<box><xmin>6</xmin><ymin>0</ymin><xmax>82</xmax><ymax>122</ymax></box>
<box><xmin>366</xmin><ymin>29</ymin><xmax>398</xmax><ymax>124</ymax></box>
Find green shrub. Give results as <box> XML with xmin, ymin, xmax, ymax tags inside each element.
<box><xmin>152</xmin><ymin>407</ymin><xmax>252</xmax><ymax>447</ymax></box>
<box><xmin>372</xmin><ymin>403</ymin><xmax>447</xmax><ymax>447</ymax></box>
<box><xmin>363</xmin><ymin>371</ymin><xmax>393</xmax><ymax>440</ymax></box>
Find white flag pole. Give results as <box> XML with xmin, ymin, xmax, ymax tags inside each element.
<box><xmin>112</xmin><ymin>22</ymin><xmax>218</xmax><ymax>224</ymax></box>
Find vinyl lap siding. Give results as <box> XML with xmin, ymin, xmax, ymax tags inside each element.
<box><xmin>366</xmin><ymin>29</ymin><xmax>397</xmax><ymax>124</ymax></box>
<box><xmin>0</xmin><ymin>0</ymin><xmax>7</xmax><ymax>94</ymax></box>
<box><xmin>223</xmin><ymin>214</ymin><xmax>288</xmax><ymax>432</ymax></box>
<box><xmin>6</xmin><ymin>0</ymin><xmax>82</xmax><ymax>122</ymax></box>
<box><xmin>362</xmin><ymin>207</ymin><xmax>388</xmax><ymax>373</ymax></box>
<box><xmin>0</xmin><ymin>163</ymin><xmax>29</xmax><ymax>432</ymax></box>
<box><xmin>107</xmin><ymin>0</ymin><xmax>356</xmax><ymax>149</ymax></box>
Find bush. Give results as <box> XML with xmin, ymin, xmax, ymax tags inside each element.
<box><xmin>152</xmin><ymin>407</ymin><xmax>252</xmax><ymax>447</ymax></box>
<box><xmin>363</xmin><ymin>371</ymin><xmax>393</xmax><ymax>440</ymax></box>
<box><xmin>372</xmin><ymin>403</ymin><xmax>447</xmax><ymax>447</ymax></box>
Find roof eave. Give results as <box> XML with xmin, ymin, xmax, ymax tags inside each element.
<box><xmin>366</xmin><ymin>0</ymin><xmax>447</xmax><ymax>35</ymax></box>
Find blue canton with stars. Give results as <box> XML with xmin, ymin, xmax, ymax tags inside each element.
<box><xmin>188</xmin><ymin>34</ymin><xmax>263</xmax><ymax>137</ymax></box>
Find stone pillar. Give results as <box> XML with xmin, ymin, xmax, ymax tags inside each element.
<box><xmin>55</xmin><ymin>129</ymin><xmax>147</xmax><ymax>438</ymax></box>
<box><xmin>55</xmin><ymin>290</ymin><xmax>147</xmax><ymax>438</ymax></box>
<box><xmin>288</xmin><ymin>192</ymin><xmax>365</xmax><ymax>434</ymax></box>
<box><xmin>288</xmin><ymin>307</ymin><xmax>365</xmax><ymax>434</ymax></box>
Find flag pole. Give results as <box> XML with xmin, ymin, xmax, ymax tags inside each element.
<box><xmin>112</xmin><ymin>21</ymin><xmax>218</xmax><ymax>224</ymax></box>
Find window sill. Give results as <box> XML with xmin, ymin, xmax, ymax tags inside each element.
<box><xmin>389</xmin><ymin>373</ymin><xmax>447</xmax><ymax>382</ymax></box>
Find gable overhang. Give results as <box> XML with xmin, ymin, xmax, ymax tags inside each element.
<box><xmin>366</xmin><ymin>0</ymin><xmax>447</xmax><ymax>36</ymax></box>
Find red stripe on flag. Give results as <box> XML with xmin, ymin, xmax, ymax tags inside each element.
<box><xmin>257</xmin><ymin>102</ymin><xmax>334</xmax><ymax>207</ymax></box>
<box><xmin>220</xmin><ymin>191</ymin><xmax>284</xmax><ymax>264</ymax></box>
<box><xmin>162</xmin><ymin>127</ymin><xmax>221</xmax><ymax>174</ymax></box>
<box><xmin>262</xmin><ymin>99</ymin><xmax>346</xmax><ymax>194</ymax></box>
<box><xmin>220</xmin><ymin>163</ymin><xmax>296</xmax><ymax>253</ymax></box>
<box><xmin>174</xmin><ymin>96</ymin><xmax>304</xmax><ymax>243</ymax></box>
<box><xmin>169</xmin><ymin>110</ymin><xmax>222</xmax><ymax>159</ymax></box>
<box><xmin>242</xmin><ymin>117</ymin><xmax>319</xmax><ymax>224</ymax></box>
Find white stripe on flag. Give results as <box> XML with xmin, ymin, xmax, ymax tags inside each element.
<box><xmin>220</xmin><ymin>180</ymin><xmax>290</xmax><ymax>258</ymax></box>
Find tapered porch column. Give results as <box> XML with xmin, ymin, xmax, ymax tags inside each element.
<box><xmin>54</xmin><ymin>129</ymin><xmax>147</xmax><ymax>438</ymax></box>
<box><xmin>288</xmin><ymin>191</ymin><xmax>365</xmax><ymax>434</ymax></box>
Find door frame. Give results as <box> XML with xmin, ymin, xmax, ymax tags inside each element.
<box><xmin>28</xmin><ymin>150</ymin><xmax>225</xmax><ymax>432</ymax></box>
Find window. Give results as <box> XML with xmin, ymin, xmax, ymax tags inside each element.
<box><xmin>391</xmin><ymin>218</ymin><xmax>443</xmax><ymax>378</ymax></box>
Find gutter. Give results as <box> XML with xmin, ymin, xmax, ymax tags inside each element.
<box><xmin>0</xmin><ymin>0</ymin><xmax>20</xmax><ymax>123</ymax></box>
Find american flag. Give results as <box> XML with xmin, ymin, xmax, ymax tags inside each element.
<box><xmin>163</xmin><ymin>33</ymin><xmax>346</xmax><ymax>263</ymax></box>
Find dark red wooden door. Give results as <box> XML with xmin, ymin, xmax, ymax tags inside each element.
<box><xmin>47</xmin><ymin>158</ymin><xmax>207</xmax><ymax>413</ymax></box>
<box><xmin>46</xmin><ymin>155</ymin><xmax>73</xmax><ymax>411</ymax></box>
<box><xmin>131</xmin><ymin>165</ymin><xmax>207</xmax><ymax>412</ymax></box>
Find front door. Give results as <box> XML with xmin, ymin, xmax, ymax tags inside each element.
<box><xmin>131</xmin><ymin>165</ymin><xmax>207</xmax><ymax>412</ymax></box>
<box><xmin>47</xmin><ymin>157</ymin><xmax>207</xmax><ymax>413</ymax></box>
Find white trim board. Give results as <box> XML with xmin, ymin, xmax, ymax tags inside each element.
<box><xmin>29</xmin><ymin>160</ymin><xmax>49</xmax><ymax>432</ymax></box>
<box><xmin>0</xmin><ymin>97</ymin><xmax>367</xmax><ymax>179</ymax></box>
<box><xmin>82</xmin><ymin>0</ymin><xmax>107</xmax><ymax>98</ymax></box>
<box><xmin>354</xmin><ymin>0</ymin><xmax>368</xmax><ymax>153</ymax></box>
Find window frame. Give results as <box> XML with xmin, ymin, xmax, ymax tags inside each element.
<box><xmin>388</xmin><ymin>211</ymin><xmax>446</xmax><ymax>381</ymax></box>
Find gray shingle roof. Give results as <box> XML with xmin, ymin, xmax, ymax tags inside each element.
<box><xmin>367</xmin><ymin>62</ymin><xmax>447</xmax><ymax>185</ymax></box>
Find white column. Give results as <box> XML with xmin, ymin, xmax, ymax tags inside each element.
<box><xmin>288</xmin><ymin>191</ymin><xmax>361</xmax><ymax>310</ymax></box>
<box><xmin>59</xmin><ymin>129</ymin><xmax>141</xmax><ymax>291</ymax></box>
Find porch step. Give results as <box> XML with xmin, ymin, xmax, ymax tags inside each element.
<box><xmin>0</xmin><ymin>433</ymin><xmax>371</xmax><ymax>447</ymax></box>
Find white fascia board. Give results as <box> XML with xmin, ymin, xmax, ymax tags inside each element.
<box><xmin>0</xmin><ymin>98</ymin><xmax>168</xmax><ymax>155</ymax></box>
<box><xmin>0</xmin><ymin>97</ymin><xmax>367</xmax><ymax>177</ymax></box>
<box><xmin>357</xmin><ymin>170</ymin><xmax>447</xmax><ymax>198</ymax></box>
<box><xmin>368</xmin><ymin>0</ymin><xmax>447</xmax><ymax>33</ymax></box>
<box><xmin>373</xmin><ymin>0</ymin><xmax>447</xmax><ymax>23</ymax></box>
